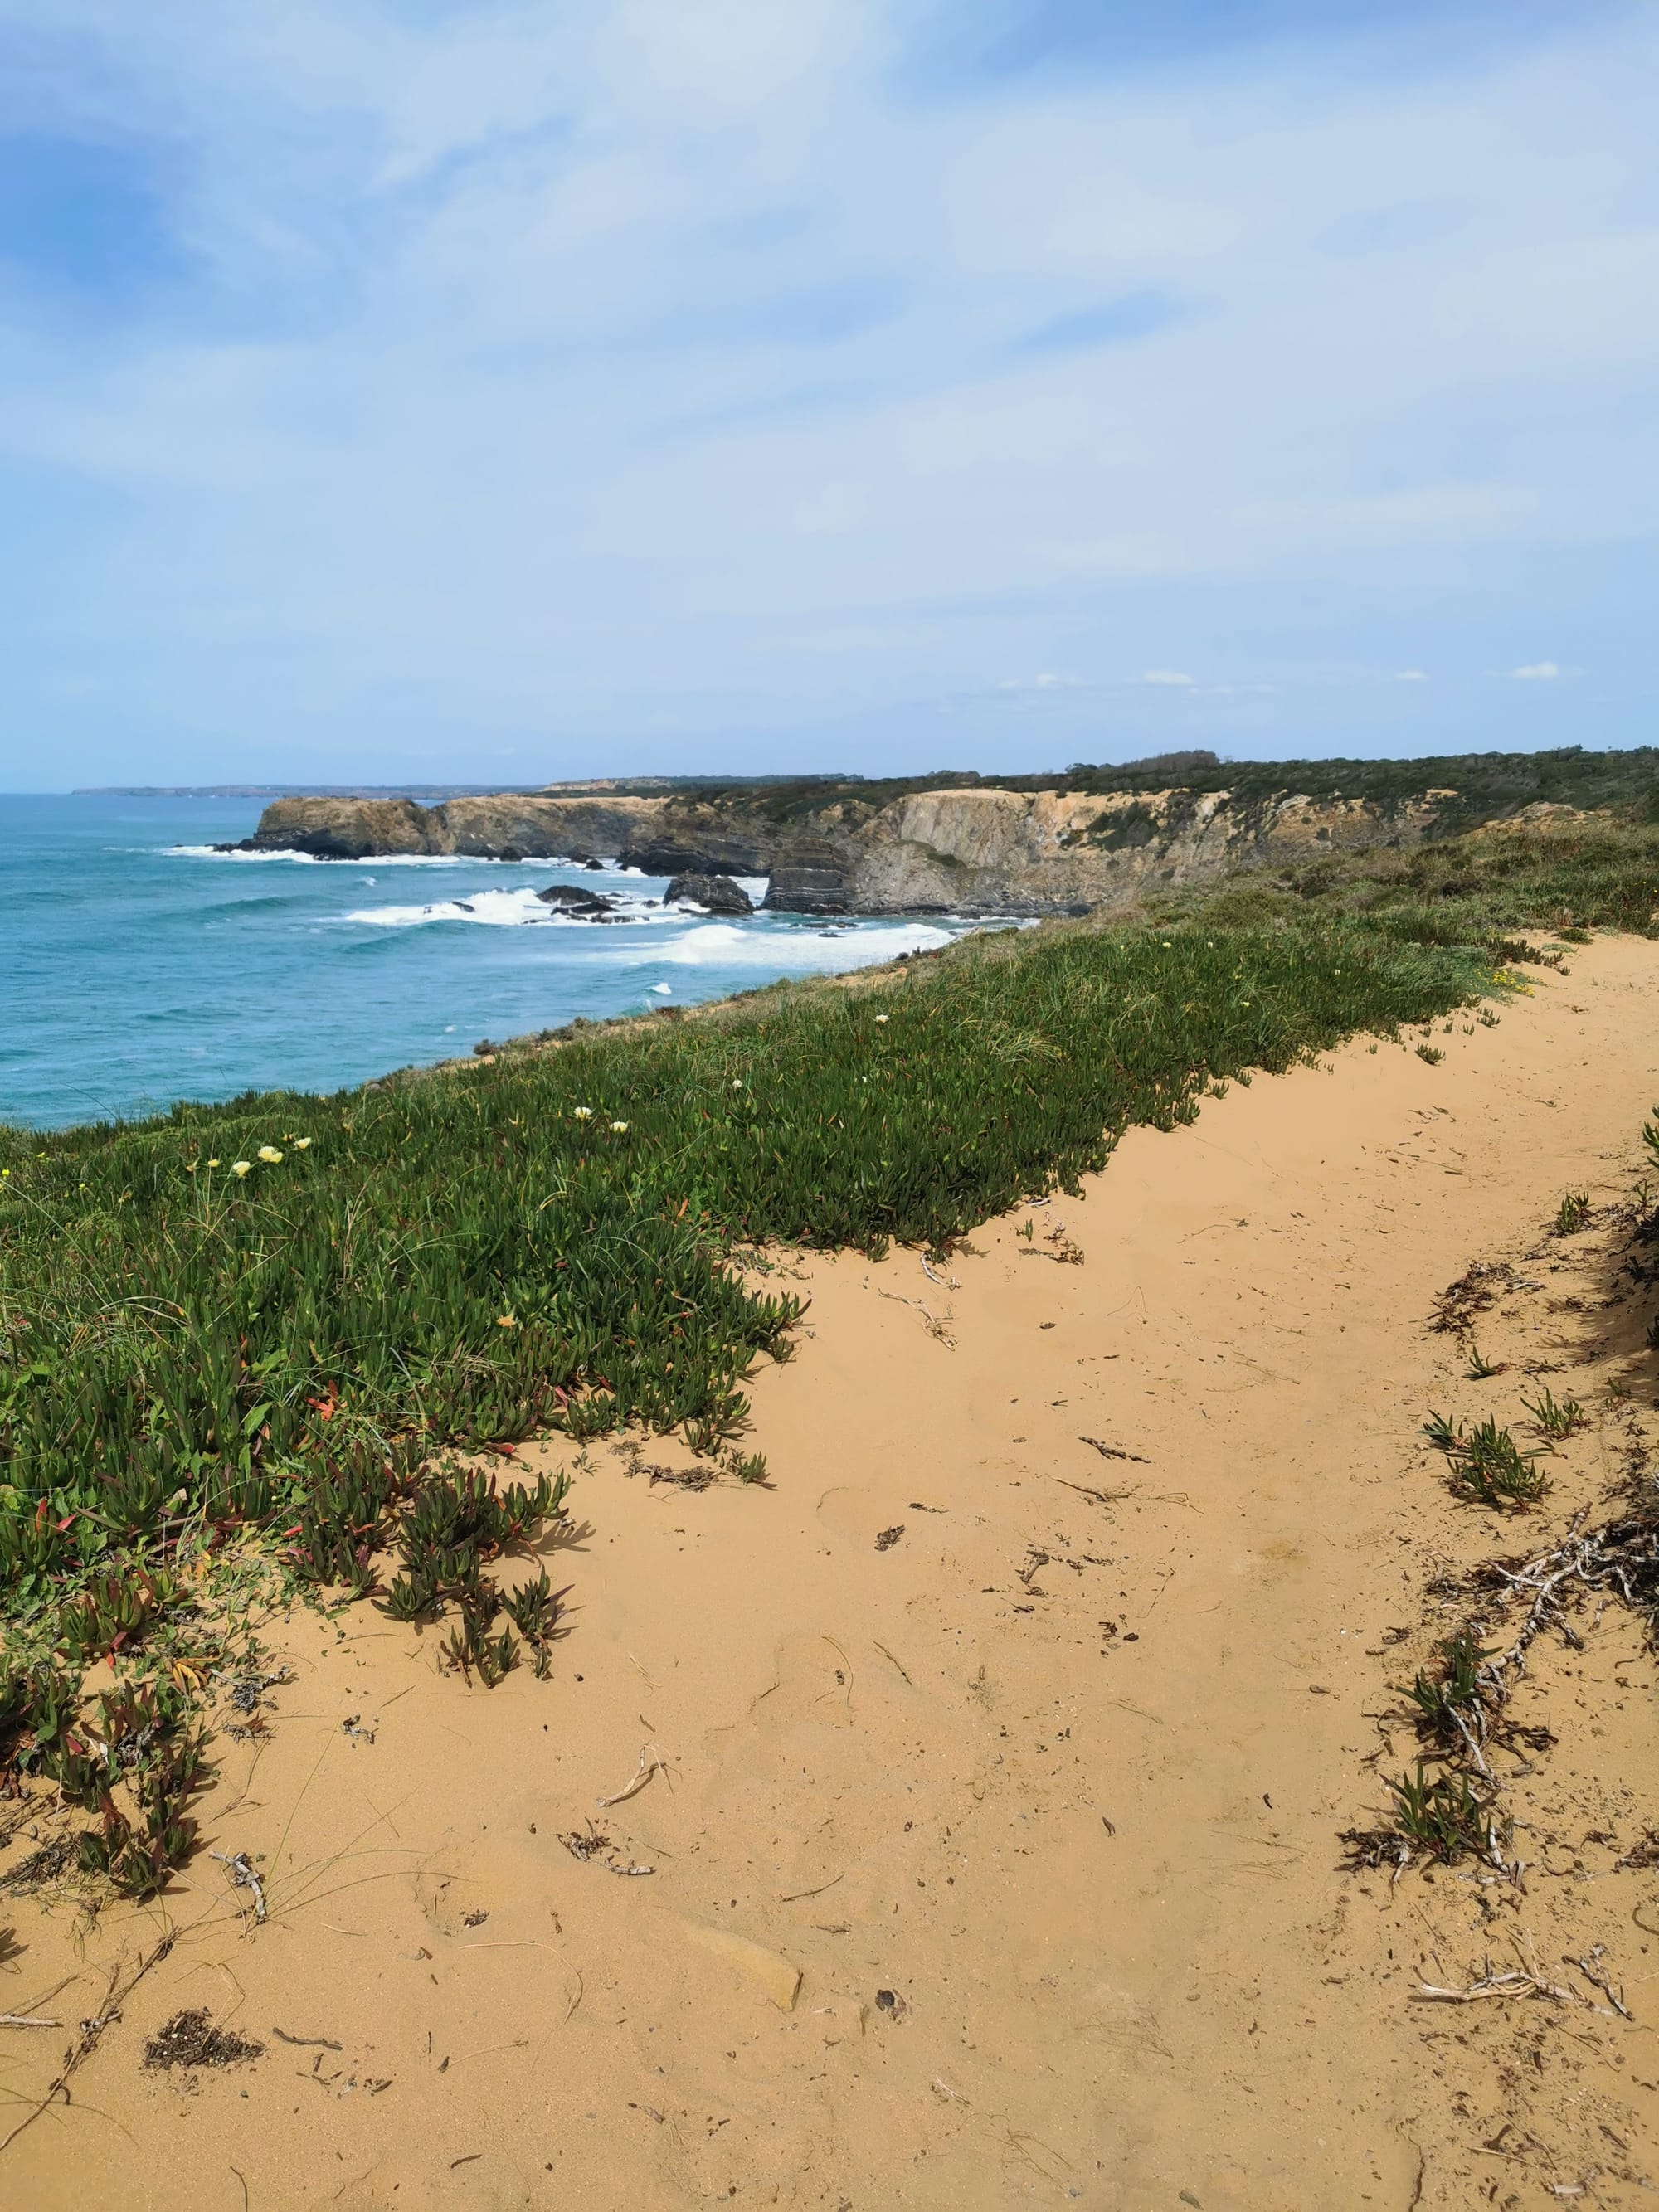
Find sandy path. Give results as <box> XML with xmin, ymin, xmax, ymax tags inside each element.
<box><xmin>5</xmin><ymin>937</ymin><xmax>1658</xmax><ymax>2210</ymax></box>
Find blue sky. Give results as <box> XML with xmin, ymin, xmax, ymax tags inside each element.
<box><xmin>0</xmin><ymin>0</ymin><xmax>1653</xmax><ymax>788</ymax></box>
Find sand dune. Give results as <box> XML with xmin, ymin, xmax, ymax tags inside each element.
<box><xmin>5</xmin><ymin>937</ymin><xmax>1657</xmax><ymax>2210</ymax></box>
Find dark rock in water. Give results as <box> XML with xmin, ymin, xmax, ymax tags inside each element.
<box><xmin>762</xmin><ymin>852</ymin><xmax>852</xmax><ymax>914</ymax></box>
<box><xmin>581</xmin><ymin>857</ymin><xmax>607</xmax><ymax>872</ymax></box>
<box><xmin>661</xmin><ymin>872</ymin><xmax>754</xmax><ymax>915</ymax></box>
<box><xmin>497</xmin><ymin>843</ymin><xmax>526</xmax><ymax>863</ymax></box>
<box><xmin>536</xmin><ymin>883</ymin><xmax>622</xmax><ymax>918</ymax></box>
<box><xmin>213</xmin><ymin>838</ymin><xmax>258</xmax><ymax>853</ymax></box>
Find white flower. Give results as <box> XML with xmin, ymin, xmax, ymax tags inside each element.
<box><xmin>257</xmin><ymin>1145</ymin><xmax>284</xmax><ymax>1163</ymax></box>
<box><xmin>572</xmin><ymin>1106</ymin><xmax>595</xmax><ymax>1121</ymax></box>
<box><xmin>873</xmin><ymin>1014</ymin><xmax>889</xmax><ymax>1023</ymax></box>
<box><xmin>292</xmin><ymin>1136</ymin><xmax>312</xmax><ymax>1150</ymax></box>
<box><xmin>610</xmin><ymin>1121</ymin><xmax>630</xmax><ymax>1133</ymax></box>
<box><xmin>231</xmin><ymin>1160</ymin><xmax>251</xmax><ymax>1178</ymax></box>
<box><xmin>732</xmin><ymin>1077</ymin><xmax>743</xmax><ymax>1089</ymax></box>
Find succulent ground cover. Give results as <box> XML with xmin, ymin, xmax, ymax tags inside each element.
<box><xmin>2</xmin><ymin>814</ymin><xmax>1657</xmax><ymax>1902</ymax></box>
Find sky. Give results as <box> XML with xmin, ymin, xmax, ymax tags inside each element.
<box><xmin>0</xmin><ymin>0</ymin><xmax>1654</xmax><ymax>789</ymax></box>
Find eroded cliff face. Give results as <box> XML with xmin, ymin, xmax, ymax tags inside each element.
<box><xmin>246</xmin><ymin>793</ymin><xmax>675</xmax><ymax>861</ymax></box>
<box><xmin>841</xmin><ymin>787</ymin><xmax>1450</xmax><ymax>913</ymax></box>
<box><xmin>246</xmin><ymin>785</ymin><xmax>1449</xmax><ymax>912</ymax></box>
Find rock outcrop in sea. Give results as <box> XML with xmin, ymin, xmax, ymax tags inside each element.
<box><xmin>660</xmin><ymin>873</ymin><xmax>755</xmax><ymax>914</ymax></box>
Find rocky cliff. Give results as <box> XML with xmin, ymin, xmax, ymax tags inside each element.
<box><xmin>242</xmin><ymin>785</ymin><xmax>1452</xmax><ymax>914</ymax></box>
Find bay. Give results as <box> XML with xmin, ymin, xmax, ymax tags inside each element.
<box><xmin>0</xmin><ymin>795</ymin><xmax>965</xmax><ymax>1131</ymax></box>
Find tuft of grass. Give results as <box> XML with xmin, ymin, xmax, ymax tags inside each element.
<box><xmin>1416</xmin><ymin>1045</ymin><xmax>1444</xmax><ymax>1065</ymax></box>
<box><xmin>1402</xmin><ymin>1630</ymin><xmax>1492</xmax><ymax>1750</ymax></box>
<box><xmin>1465</xmin><ymin>1345</ymin><xmax>1506</xmax><ymax>1379</ymax></box>
<box><xmin>1384</xmin><ymin>1762</ymin><xmax>1505</xmax><ymax>1865</ymax></box>
<box><xmin>1553</xmin><ymin>1189</ymin><xmax>1593</xmax><ymax>1236</ymax></box>
<box><xmin>1423</xmin><ymin>1412</ymin><xmax>1549</xmax><ymax>1508</ymax></box>
<box><xmin>1520</xmin><ymin>1386</ymin><xmax>1586</xmax><ymax>1441</ymax></box>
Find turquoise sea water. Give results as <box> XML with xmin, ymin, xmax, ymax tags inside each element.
<box><xmin>2</xmin><ymin>795</ymin><xmax>969</xmax><ymax>1132</ymax></box>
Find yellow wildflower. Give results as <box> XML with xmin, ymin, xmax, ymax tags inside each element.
<box><xmin>258</xmin><ymin>1145</ymin><xmax>284</xmax><ymax>1164</ymax></box>
<box><xmin>231</xmin><ymin>1160</ymin><xmax>251</xmax><ymax>1178</ymax></box>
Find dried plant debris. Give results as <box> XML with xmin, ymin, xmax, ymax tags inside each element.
<box><xmin>560</xmin><ymin>1823</ymin><xmax>654</xmax><ymax>1876</ymax></box>
<box><xmin>1357</xmin><ymin>1121</ymin><xmax>1659</xmax><ymax>1884</ymax></box>
<box><xmin>143</xmin><ymin>2009</ymin><xmax>264</xmax><ymax>2073</ymax></box>
<box><xmin>1431</xmin><ymin>1261</ymin><xmax>1524</xmax><ymax>1334</ymax></box>
<box><xmin>1081</xmin><ymin>1437</ymin><xmax>1150</xmax><ymax>1465</ymax></box>
<box><xmin>648</xmin><ymin>1465</ymin><xmax>718</xmax><ymax>1491</ymax></box>
<box><xmin>0</xmin><ymin>1836</ymin><xmax>76</xmax><ymax>1894</ymax></box>
<box><xmin>874</xmin><ymin>1525</ymin><xmax>905</xmax><ymax>1552</ymax></box>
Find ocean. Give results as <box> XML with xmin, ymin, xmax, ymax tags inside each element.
<box><xmin>1</xmin><ymin>795</ymin><xmax>971</xmax><ymax>1132</ymax></box>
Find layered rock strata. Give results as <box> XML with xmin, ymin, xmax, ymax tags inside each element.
<box><xmin>242</xmin><ymin>786</ymin><xmax>1452</xmax><ymax>916</ymax></box>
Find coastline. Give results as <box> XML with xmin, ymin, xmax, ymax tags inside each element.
<box><xmin>6</xmin><ymin>935</ymin><xmax>1657</xmax><ymax>2208</ymax></box>
<box><xmin>0</xmin><ymin>795</ymin><xmax>972</xmax><ymax>1134</ymax></box>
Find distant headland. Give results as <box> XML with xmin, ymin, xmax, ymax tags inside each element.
<box><xmin>219</xmin><ymin>746</ymin><xmax>1657</xmax><ymax>918</ymax></box>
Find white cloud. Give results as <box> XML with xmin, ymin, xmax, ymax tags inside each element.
<box><xmin>1393</xmin><ymin>668</ymin><xmax>1428</xmax><ymax>681</ymax></box>
<box><xmin>0</xmin><ymin>2</ymin><xmax>1650</xmax><ymax>775</ymax></box>
<box><xmin>1511</xmin><ymin>661</ymin><xmax>1562</xmax><ymax>680</ymax></box>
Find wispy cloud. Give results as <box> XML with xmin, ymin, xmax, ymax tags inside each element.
<box><xmin>1394</xmin><ymin>668</ymin><xmax>1429</xmax><ymax>681</ymax></box>
<box><xmin>1019</xmin><ymin>289</ymin><xmax>1185</xmax><ymax>353</ymax></box>
<box><xmin>1510</xmin><ymin>660</ymin><xmax>1562</xmax><ymax>680</ymax></box>
<box><xmin>0</xmin><ymin>1</ymin><xmax>1649</xmax><ymax>780</ymax></box>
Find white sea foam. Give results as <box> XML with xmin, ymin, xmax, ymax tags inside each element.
<box><xmin>168</xmin><ymin>844</ymin><xmax>324</xmax><ymax>863</ymax></box>
<box><xmin>644</xmin><ymin>921</ymin><xmax>957</xmax><ymax>970</ymax></box>
<box><xmin>344</xmin><ymin>887</ymin><xmax>667</xmax><ymax>929</ymax></box>
<box><xmin>168</xmin><ymin>845</ymin><xmax>581</xmax><ymax>868</ymax></box>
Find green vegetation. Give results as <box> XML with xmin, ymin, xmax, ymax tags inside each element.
<box><xmin>1402</xmin><ymin>1630</ymin><xmax>1494</xmax><ymax>1752</ymax></box>
<box><xmin>566</xmin><ymin>743</ymin><xmax>1659</xmax><ymax>831</ymax></box>
<box><xmin>1553</xmin><ymin>1189</ymin><xmax>1593</xmax><ymax>1235</ymax></box>
<box><xmin>1520</xmin><ymin>1386</ymin><xmax>1586</xmax><ymax>1441</ymax></box>
<box><xmin>1422</xmin><ymin>1412</ymin><xmax>1550</xmax><ymax>1508</ymax></box>
<box><xmin>5</xmin><ymin>809</ymin><xmax>1659</xmax><ymax>1898</ymax></box>
<box><xmin>1383</xmin><ymin>1762</ymin><xmax>1506</xmax><ymax>1867</ymax></box>
<box><xmin>1132</xmin><ymin>809</ymin><xmax>1659</xmax><ymax>943</ymax></box>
